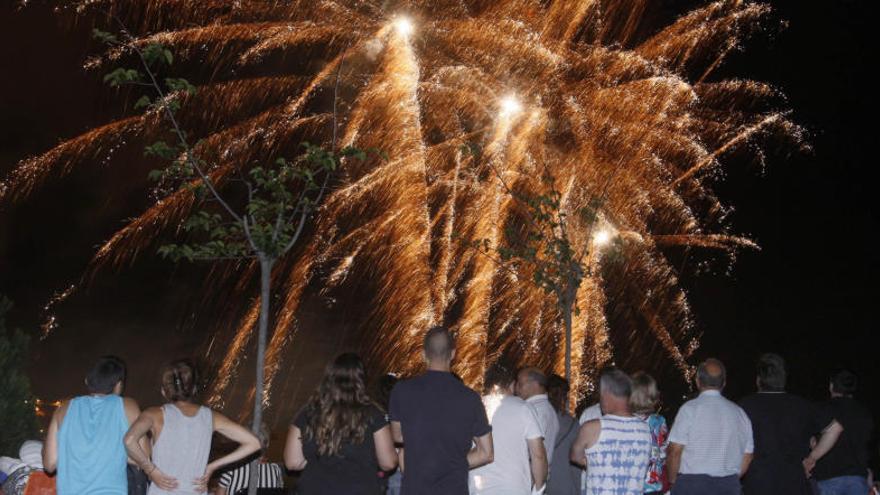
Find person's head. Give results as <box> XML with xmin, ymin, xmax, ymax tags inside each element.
<box><xmin>484</xmin><ymin>361</ymin><xmax>516</xmax><ymax>395</ymax></box>
<box><xmin>756</xmin><ymin>353</ymin><xmax>786</xmax><ymax>392</ymax></box>
<box><xmin>85</xmin><ymin>355</ymin><xmax>126</xmax><ymax>395</ymax></box>
<box><xmin>305</xmin><ymin>352</ymin><xmax>374</xmax><ymax>456</ymax></box>
<box><xmin>160</xmin><ymin>359</ymin><xmax>199</xmax><ymax>403</ymax></box>
<box><xmin>696</xmin><ymin>358</ymin><xmax>726</xmax><ymax>391</ymax></box>
<box><xmin>629</xmin><ymin>372</ymin><xmax>660</xmax><ymax>415</ymax></box>
<box><xmin>423</xmin><ymin>326</ymin><xmax>455</xmax><ymax>369</ymax></box>
<box><xmin>830</xmin><ymin>369</ymin><xmax>857</xmax><ymax>397</ymax></box>
<box><xmin>598</xmin><ymin>367</ymin><xmax>633</xmax><ymax>415</ymax></box>
<box><xmin>515</xmin><ymin>367</ymin><xmax>548</xmax><ymax>400</ymax></box>
<box><xmin>546</xmin><ymin>374</ymin><xmax>570</xmax><ymax>412</ymax></box>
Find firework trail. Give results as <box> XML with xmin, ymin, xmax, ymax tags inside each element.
<box><xmin>3</xmin><ymin>0</ymin><xmax>802</xmax><ymax>413</ymax></box>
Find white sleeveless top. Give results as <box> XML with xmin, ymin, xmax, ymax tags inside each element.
<box><xmin>584</xmin><ymin>415</ymin><xmax>651</xmax><ymax>495</ymax></box>
<box><xmin>148</xmin><ymin>404</ymin><xmax>213</xmax><ymax>495</ymax></box>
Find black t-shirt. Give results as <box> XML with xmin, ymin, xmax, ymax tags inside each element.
<box><xmin>814</xmin><ymin>396</ymin><xmax>873</xmax><ymax>481</ymax></box>
<box><xmin>739</xmin><ymin>392</ymin><xmax>834</xmax><ymax>495</ymax></box>
<box><xmin>292</xmin><ymin>404</ymin><xmax>388</xmax><ymax>495</ymax></box>
<box><xmin>389</xmin><ymin>370</ymin><xmax>491</xmax><ymax>495</ymax></box>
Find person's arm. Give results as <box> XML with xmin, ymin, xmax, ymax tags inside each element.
<box><xmin>570</xmin><ymin>419</ymin><xmax>600</xmax><ymax>468</ymax></box>
<box><xmin>666</xmin><ymin>403</ymin><xmax>695</xmax><ymax>486</ymax></box>
<box><xmin>803</xmin><ymin>420</ymin><xmax>844</xmax><ymax>475</ymax></box>
<box><xmin>283</xmin><ymin>425</ymin><xmax>307</xmax><ymax>471</ymax></box>
<box><xmin>391</xmin><ymin>420</ymin><xmax>405</xmax><ymax>473</ymax></box>
<box><xmin>666</xmin><ymin>442</ymin><xmax>683</xmax><ymax>484</ymax></box>
<box><xmin>124</xmin><ymin>407</ymin><xmax>179</xmax><ymax>491</ymax></box>
<box><xmin>527</xmin><ymin>437</ymin><xmax>548</xmax><ymax>489</ymax></box>
<box><xmin>373</xmin><ymin>424</ymin><xmax>398</xmax><ymax>471</ymax></box>
<box><xmin>740</xmin><ymin>452</ymin><xmax>753</xmax><ymax>477</ymax></box>
<box><xmin>42</xmin><ymin>400</ymin><xmax>68</xmax><ymax>473</ymax></box>
<box><xmin>214</xmin><ymin>487</ymin><xmax>228</xmax><ymax>495</ymax></box>
<box><xmin>122</xmin><ymin>397</ymin><xmax>150</xmax><ymax>465</ymax></box>
<box><xmin>194</xmin><ymin>411</ymin><xmax>261</xmax><ymax>491</ymax></box>
<box><xmin>467</xmin><ymin>432</ymin><xmax>494</xmax><ymax>469</ymax></box>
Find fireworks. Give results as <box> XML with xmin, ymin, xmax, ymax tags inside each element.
<box><xmin>3</xmin><ymin>0</ymin><xmax>801</xmax><ymax>413</ymax></box>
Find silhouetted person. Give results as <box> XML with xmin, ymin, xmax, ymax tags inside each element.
<box><xmin>571</xmin><ymin>368</ymin><xmax>651</xmax><ymax>495</ymax></box>
<box><xmin>389</xmin><ymin>326</ymin><xmax>493</xmax><ymax>494</ymax></box>
<box><xmin>667</xmin><ymin>359</ymin><xmax>753</xmax><ymax>495</ymax></box>
<box><xmin>813</xmin><ymin>370</ymin><xmax>873</xmax><ymax>495</ymax></box>
<box><xmin>43</xmin><ymin>356</ymin><xmax>144</xmax><ymax>495</ymax></box>
<box><xmin>545</xmin><ymin>374</ymin><xmax>581</xmax><ymax>495</ymax></box>
<box><xmin>285</xmin><ymin>353</ymin><xmax>397</xmax><ymax>494</ymax></box>
<box><xmin>470</xmin><ymin>362</ymin><xmax>547</xmax><ymax>494</ymax></box>
<box><xmin>739</xmin><ymin>353</ymin><xmax>843</xmax><ymax>495</ymax></box>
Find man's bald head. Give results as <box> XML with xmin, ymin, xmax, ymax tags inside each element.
<box><xmin>515</xmin><ymin>366</ymin><xmax>548</xmax><ymax>399</ymax></box>
<box><xmin>696</xmin><ymin>358</ymin><xmax>726</xmax><ymax>390</ymax></box>
<box><xmin>424</xmin><ymin>325</ymin><xmax>455</xmax><ymax>362</ymax></box>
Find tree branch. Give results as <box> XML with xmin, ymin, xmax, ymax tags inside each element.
<box><xmin>110</xmin><ymin>16</ymin><xmax>243</xmax><ymax>225</ymax></box>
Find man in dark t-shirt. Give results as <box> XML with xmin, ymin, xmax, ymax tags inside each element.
<box><xmin>814</xmin><ymin>370</ymin><xmax>873</xmax><ymax>494</ymax></box>
<box><xmin>389</xmin><ymin>326</ymin><xmax>494</xmax><ymax>494</ymax></box>
<box><xmin>739</xmin><ymin>353</ymin><xmax>843</xmax><ymax>495</ymax></box>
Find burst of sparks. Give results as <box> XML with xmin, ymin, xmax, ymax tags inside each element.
<box><xmin>593</xmin><ymin>229</ymin><xmax>613</xmax><ymax>248</ymax></box>
<box><xmin>2</xmin><ymin>0</ymin><xmax>803</xmax><ymax>415</ymax></box>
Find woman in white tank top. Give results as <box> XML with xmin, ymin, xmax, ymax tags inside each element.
<box><xmin>123</xmin><ymin>359</ymin><xmax>261</xmax><ymax>494</ymax></box>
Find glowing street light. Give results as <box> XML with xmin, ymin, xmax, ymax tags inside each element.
<box><xmin>498</xmin><ymin>94</ymin><xmax>523</xmax><ymax>118</ymax></box>
<box><xmin>394</xmin><ymin>17</ymin><xmax>415</xmax><ymax>37</ymax></box>
<box><xmin>593</xmin><ymin>229</ymin><xmax>613</xmax><ymax>247</ymax></box>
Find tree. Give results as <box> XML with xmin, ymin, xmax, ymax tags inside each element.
<box><xmin>466</xmin><ymin>149</ymin><xmax>607</xmax><ymax>412</ymax></box>
<box><xmin>0</xmin><ymin>296</ymin><xmax>40</xmax><ymax>456</ymax></box>
<box><xmin>93</xmin><ymin>25</ymin><xmax>376</xmax><ymax>494</ymax></box>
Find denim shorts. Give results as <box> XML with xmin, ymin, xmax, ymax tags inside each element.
<box><xmin>817</xmin><ymin>475</ymin><xmax>869</xmax><ymax>495</ymax></box>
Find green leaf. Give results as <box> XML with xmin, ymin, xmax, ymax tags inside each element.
<box><xmin>92</xmin><ymin>28</ymin><xmax>118</xmax><ymax>44</ymax></box>
<box><xmin>103</xmin><ymin>68</ymin><xmax>142</xmax><ymax>87</ymax></box>
<box><xmin>165</xmin><ymin>77</ymin><xmax>197</xmax><ymax>96</ymax></box>
<box><xmin>134</xmin><ymin>95</ymin><xmax>152</xmax><ymax>110</ymax></box>
<box><xmin>144</xmin><ymin>140</ymin><xmax>175</xmax><ymax>159</ymax></box>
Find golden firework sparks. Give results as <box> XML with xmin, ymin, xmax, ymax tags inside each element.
<box><xmin>2</xmin><ymin>0</ymin><xmax>803</xmax><ymax>414</ymax></box>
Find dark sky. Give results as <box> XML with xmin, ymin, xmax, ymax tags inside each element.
<box><xmin>0</xmin><ymin>0</ymin><xmax>874</xmax><ymax>429</ymax></box>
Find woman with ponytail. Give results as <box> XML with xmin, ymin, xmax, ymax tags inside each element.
<box><xmin>123</xmin><ymin>360</ymin><xmax>261</xmax><ymax>494</ymax></box>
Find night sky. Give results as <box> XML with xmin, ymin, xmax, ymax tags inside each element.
<box><xmin>0</xmin><ymin>0</ymin><xmax>874</xmax><ymax>437</ymax></box>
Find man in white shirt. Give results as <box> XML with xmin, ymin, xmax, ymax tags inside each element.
<box><xmin>470</xmin><ymin>363</ymin><xmax>548</xmax><ymax>494</ymax></box>
<box><xmin>516</xmin><ymin>367</ymin><xmax>560</xmax><ymax>469</ymax></box>
<box><xmin>667</xmin><ymin>358</ymin><xmax>754</xmax><ymax>495</ymax></box>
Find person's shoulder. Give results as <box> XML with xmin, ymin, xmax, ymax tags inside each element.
<box><xmin>584</xmin><ymin>417</ymin><xmax>601</xmax><ymax>432</ymax></box>
<box><xmin>291</xmin><ymin>404</ymin><xmax>312</xmax><ymax>427</ymax></box>
<box><xmin>391</xmin><ymin>375</ymin><xmax>418</xmax><ymax>395</ymax></box>
<box><xmin>140</xmin><ymin>405</ymin><xmax>164</xmax><ymax>417</ymax></box>
<box><xmin>53</xmin><ymin>398</ymin><xmax>73</xmax><ymax>422</ymax></box>
<box><xmin>648</xmin><ymin>412</ymin><xmax>667</xmax><ymax>425</ymax></box>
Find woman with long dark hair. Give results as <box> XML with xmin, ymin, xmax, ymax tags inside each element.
<box><xmin>284</xmin><ymin>353</ymin><xmax>397</xmax><ymax>494</ymax></box>
<box><xmin>123</xmin><ymin>360</ymin><xmax>261</xmax><ymax>494</ymax></box>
